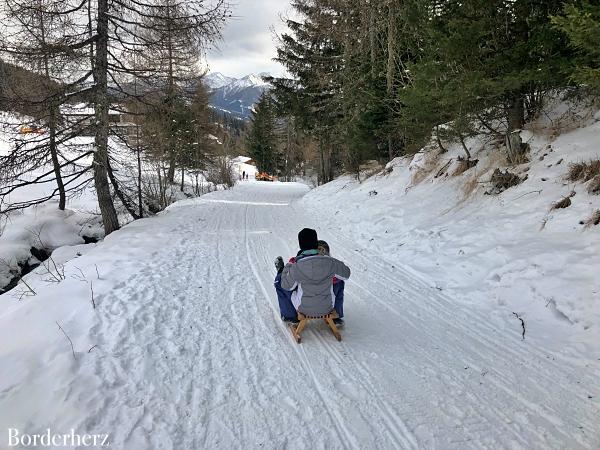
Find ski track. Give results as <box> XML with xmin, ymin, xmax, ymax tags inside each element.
<box><xmin>61</xmin><ymin>183</ymin><xmax>600</xmax><ymax>449</ymax></box>
<box><xmin>248</xmin><ymin>227</ymin><xmax>419</xmax><ymax>449</ymax></box>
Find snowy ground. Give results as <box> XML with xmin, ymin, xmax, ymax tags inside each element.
<box><xmin>1</xmin><ymin>181</ymin><xmax>599</xmax><ymax>449</ymax></box>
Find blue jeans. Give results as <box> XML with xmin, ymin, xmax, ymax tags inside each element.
<box><xmin>333</xmin><ymin>281</ymin><xmax>345</xmax><ymax>318</ymax></box>
<box><xmin>274</xmin><ymin>273</ymin><xmax>297</xmax><ymax>320</ymax></box>
<box><xmin>274</xmin><ymin>273</ymin><xmax>345</xmax><ymax>319</ymax></box>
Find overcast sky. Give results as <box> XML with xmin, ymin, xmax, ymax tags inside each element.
<box><xmin>206</xmin><ymin>0</ymin><xmax>294</xmax><ymax>78</ymax></box>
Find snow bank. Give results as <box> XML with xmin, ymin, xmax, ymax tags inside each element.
<box><xmin>0</xmin><ymin>206</ymin><xmax>94</xmax><ymax>289</ymax></box>
<box><xmin>303</xmin><ymin>103</ymin><xmax>600</xmax><ymax>356</ymax></box>
<box><xmin>0</xmin><ymin>127</ymin><xmax>104</xmax><ymax>290</ymax></box>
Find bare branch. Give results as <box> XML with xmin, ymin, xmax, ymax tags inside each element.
<box><xmin>56</xmin><ymin>321</ymin><xmax>76</xmax><ymax>359</ymax></box>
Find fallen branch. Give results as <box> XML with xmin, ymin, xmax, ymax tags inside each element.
<box><xmin>512</xmin><ymin>190</ymin><xmax>542</xmax><ymax>201</ymax></box>
<box><xmin>435</xmin><ymin>126</ymin><xmax>449</xmax><ymax>153</ymax></box>
<box><xmin>90</xmin><ymin>281</ymin><xmax>95</xmax><ymax>309</ymax></box>
<box><xmin>435</xmin><ymin>159</ymin><xmax>453</xmax><ymax>178</ymax></box>
<box><xmin>47</xmin><ymin>255</ymin><xmax>65</xmax><ymax>281</ymax></box>
<box><xmin>71</xmin><ymin>266</ymin><xmax>87</xmax><ymax>282</ymax></box>
<box><xmin>18</xmin><ymin>277</ymin><xmax>37</xmax><ymax>298</ymax></box>
<box><xmin>56</xmin><ymin>321</ymin><xmax>76</xmax><ymax>359</ymax></box>
<box><xmin>28</xmin><ymin>226</ymin><xmax>65</xmax><ymax>282</ymax></box>
<box><xmin>512</xmin><ymin>312</ymin><xmax>526</xmax><ymax>340</ymax></box>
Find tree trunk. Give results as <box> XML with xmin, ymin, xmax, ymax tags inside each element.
<box><xmin>137</xmin><ymin>146</ymin><xmax>143</xmax><ymax>218</ymax></box>
<box><xmin>135</xmin><ymin>123</ymin><xmax>143</xmax><ymax>218</ymax></box>
<box><xmin>458</xmin><ymin>133</ymin><xmax>472</xmax><ymax>160</ymax></box>
<box><xmin>435</xmin><ymin>126</ymin><xmax>448</xmax><ymax>153</ymax></box>
<box><xmin>505</xmin><ymin>91</ymin><xmax>527</xmax><ymax>164</ymax></box>
<box><xmin>167</xmin><ymin>153</ymin><xmax>176</xmax><ymax>184</ymax></box>
<box><xmin>39</xmin><ymin>5</ymin><xmax>66</xmax><ymax>210</ymax></box>
<box><xmin>505</xmin><ymin>131</ymin><xmax>525</xmax><ymax>164</ymax></box>
<box><xmin>286</xmin><ymin>117</ymin><xmax>292</xmax><ymax>182</ymax></box>
<box><xmin>369</xmin><ymin>3</ymin><xmax>377</xmax><ymax>79</ymax></box>
<box><xmin>319</xmin><ymin>140</ymin><xmax>325</xmax><ymax>185</ymax></box>
<box><xmin>157</xmin><ymin>166</ymin><xmax>163</xmax><ymax>208</ymax></box>
<box><xmin>107</xmin><ymin>158</ymin><xmax>140</xmax><ymax>220</ymax></box>
<box><xmin>327</xmin><ymin>145</ymin><xmax>334</xmax><ymax>183</ymax></box>
<box><xmin>386</xmin><ymin>1</ymin><xmax>397</xmax><ymax>162</ymax></box>
<box><xmin>507</xmin><ymin>93</ymin><xmax>525</xmax><ymax>132</ymax></box>
<box><xmin>48</xmin><ymin>104</ymin><xmax>66</xmax><ymax>210</ymax></box>
<box><xmin>133</xmin><ymin>59</ymin><xmax>143</xmax><ymax>218</ymax></box>
<box><xmin>166</xmin><ymin>1</ymin><xmax>176</xmax><ymax>184</ymax></box>
<box><xmin>93</xmin><ymin>0</ymin><xmax>119</xmax><ymax>234</ymax></box>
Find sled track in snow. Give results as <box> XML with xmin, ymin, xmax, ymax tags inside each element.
<box><xmin>333</xmin><ymin>233</ymin><xmax>600</xmax><ymax>437</ymax></box>
<box><xmin>243</xmin><ymin>209</ymin><xmax>431</xmax><ymax>449</ymax></box>
<box><xmin>309</xmin><ymin>328</ymin><xmax>419</xmax><ymax>449</ymax></box>
<box><xmin>243</xmin><ymin>205</ymin><xmax>362</xmax><ymax>449</ymax></box>
<box><xmin>269</xmin><ymin>225</ymin><xmax>419</xmax><ymax>449</ymax></box>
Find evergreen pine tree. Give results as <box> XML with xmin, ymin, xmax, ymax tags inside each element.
<box><xmin>552</xmin><ymin>2</ymin><xmax>600</xmax><ymax>93</ymax></box>
<box><xmin>398</xmin><ymin>0</ymin><xmax>574</xmax><ymax>158</ymax></box>
<box><xmin>246</xmin><ymin>93</ymin><xmax>278</xmax><ymax>174</ymax></box>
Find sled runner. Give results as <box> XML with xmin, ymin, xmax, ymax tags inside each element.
<box><xmin>290</xmin><ymin>311</ymin><xmax>342</xmax><ymax>343</ymax></box>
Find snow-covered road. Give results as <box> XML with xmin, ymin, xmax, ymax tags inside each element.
<box><xmin>1</xmin><ymin>182</ymin><xmax>599</xmax><ymax>449</ymax></box>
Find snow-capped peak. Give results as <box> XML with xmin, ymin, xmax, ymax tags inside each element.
<box><xmin>246</xmin><ymin>74</ymin><xmax>263</xmax><ymax>85</ymax></box>
<box><xmin>204</xmin><ymin>72</ymin><xmax>271</xmax><ymax>92</ymax></box>
<box><xmin>204</xmin><ymin>72</ymin><xmax>235</xmax><ymax>90</ymax></box>
<box><xmin>230</xmin><ymin>73</ymin><xmax>270</xmax><ymax>90</ymax></box>
<box><xmin>206</xmin><ymin>72</ymin><xmax>271</xmax><ymax>119</ymax></box>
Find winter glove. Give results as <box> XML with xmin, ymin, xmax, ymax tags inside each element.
<box><xmin>274</xmin><ymin>256</ymin><xmax>284</xmax><ymax>274</ymax></box>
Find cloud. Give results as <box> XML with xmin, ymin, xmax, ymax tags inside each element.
<box><xmin>206</xmin><ymin>0</ymin><xmax>294</xmax><ymax>77</ymax></box>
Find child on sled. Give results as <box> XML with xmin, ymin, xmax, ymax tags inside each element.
<box><xmin>274</xmin><ymin>228</ymin><xmax>350</xmax><ymax>326</ymax></box>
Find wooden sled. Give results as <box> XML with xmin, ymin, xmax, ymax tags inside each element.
<box><xmin>290</xmin><ymin>311</ymin><xmax>342</xmax><ymax>344</ymax></box>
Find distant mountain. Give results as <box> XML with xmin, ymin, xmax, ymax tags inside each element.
<box><xmin>204</xmin><ymin>72</ymin><xmax>270</xmax><ymax>120</ymax></box>
<box><xmin>203</xmin><ymin>72</ymin><xmax>236</xmax><ymax>90</ymax></box>
<box><xmin>65</xmin><ymin>70</ymin><xmax>270</xmax><ymax>121</ymax></box>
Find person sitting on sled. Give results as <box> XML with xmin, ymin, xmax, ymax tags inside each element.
<box><xmin>316</xmin><ymin>239</ymin><xmax>346</xmax><ymax>321</ymax></box>
<box><xmin>274</xmin><ymin>228</ymin><xmax>350</xmax><ymax>326</ymax></box>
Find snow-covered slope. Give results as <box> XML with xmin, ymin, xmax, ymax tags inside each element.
<box><xmin>303</xmin><ymin>102</ymin><xmax>600</xmax><ymax>356</ymax></box>
<box><xmin>226</xmin><ymin>73</ymin><xmax>270</xmax><ymax>91</ymax></box>
<box><xmin>0</xmin><ymin>127</ymin><xmax>105</xmax><ymax>292</ymax></box>
<box><xmin>203</xmin><ymin>72</ymin><xmax>235</xmax><ymax>90</ymax></box>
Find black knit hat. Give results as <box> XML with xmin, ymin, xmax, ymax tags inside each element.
<box><xmin>298</xmin><ymin>228</ymin><xmax>318</xmax><ymax>251</ymax></box>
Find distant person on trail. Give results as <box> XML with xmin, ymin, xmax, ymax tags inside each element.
<box><xmin>242</xmin><ymin>170</ymin><xmax>246</xmax><ymax>180</ymax></box>
<box><xmin>274</xmin><ymin>228</ymin><xmax>350</xmax><ymax>326</ymax></box>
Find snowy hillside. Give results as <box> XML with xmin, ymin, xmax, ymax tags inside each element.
<box><xmin>203</xmin><ymin>72</ymin><xmax>236</xmax><ymax>90</ymax></box>
<box><xmin>224</xmin><ymin>73</ymin><xmax>270</xmax><ymax>91</ymax></box>
<box><xmin>303</xmin><ymin>102</ymin><xmax>600</xmax><ymax>356</ymax></box>
<box><xmin>0</xmin><ymin>123</ymin><xmax>105</xmax><ymax>294</ymax></box>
